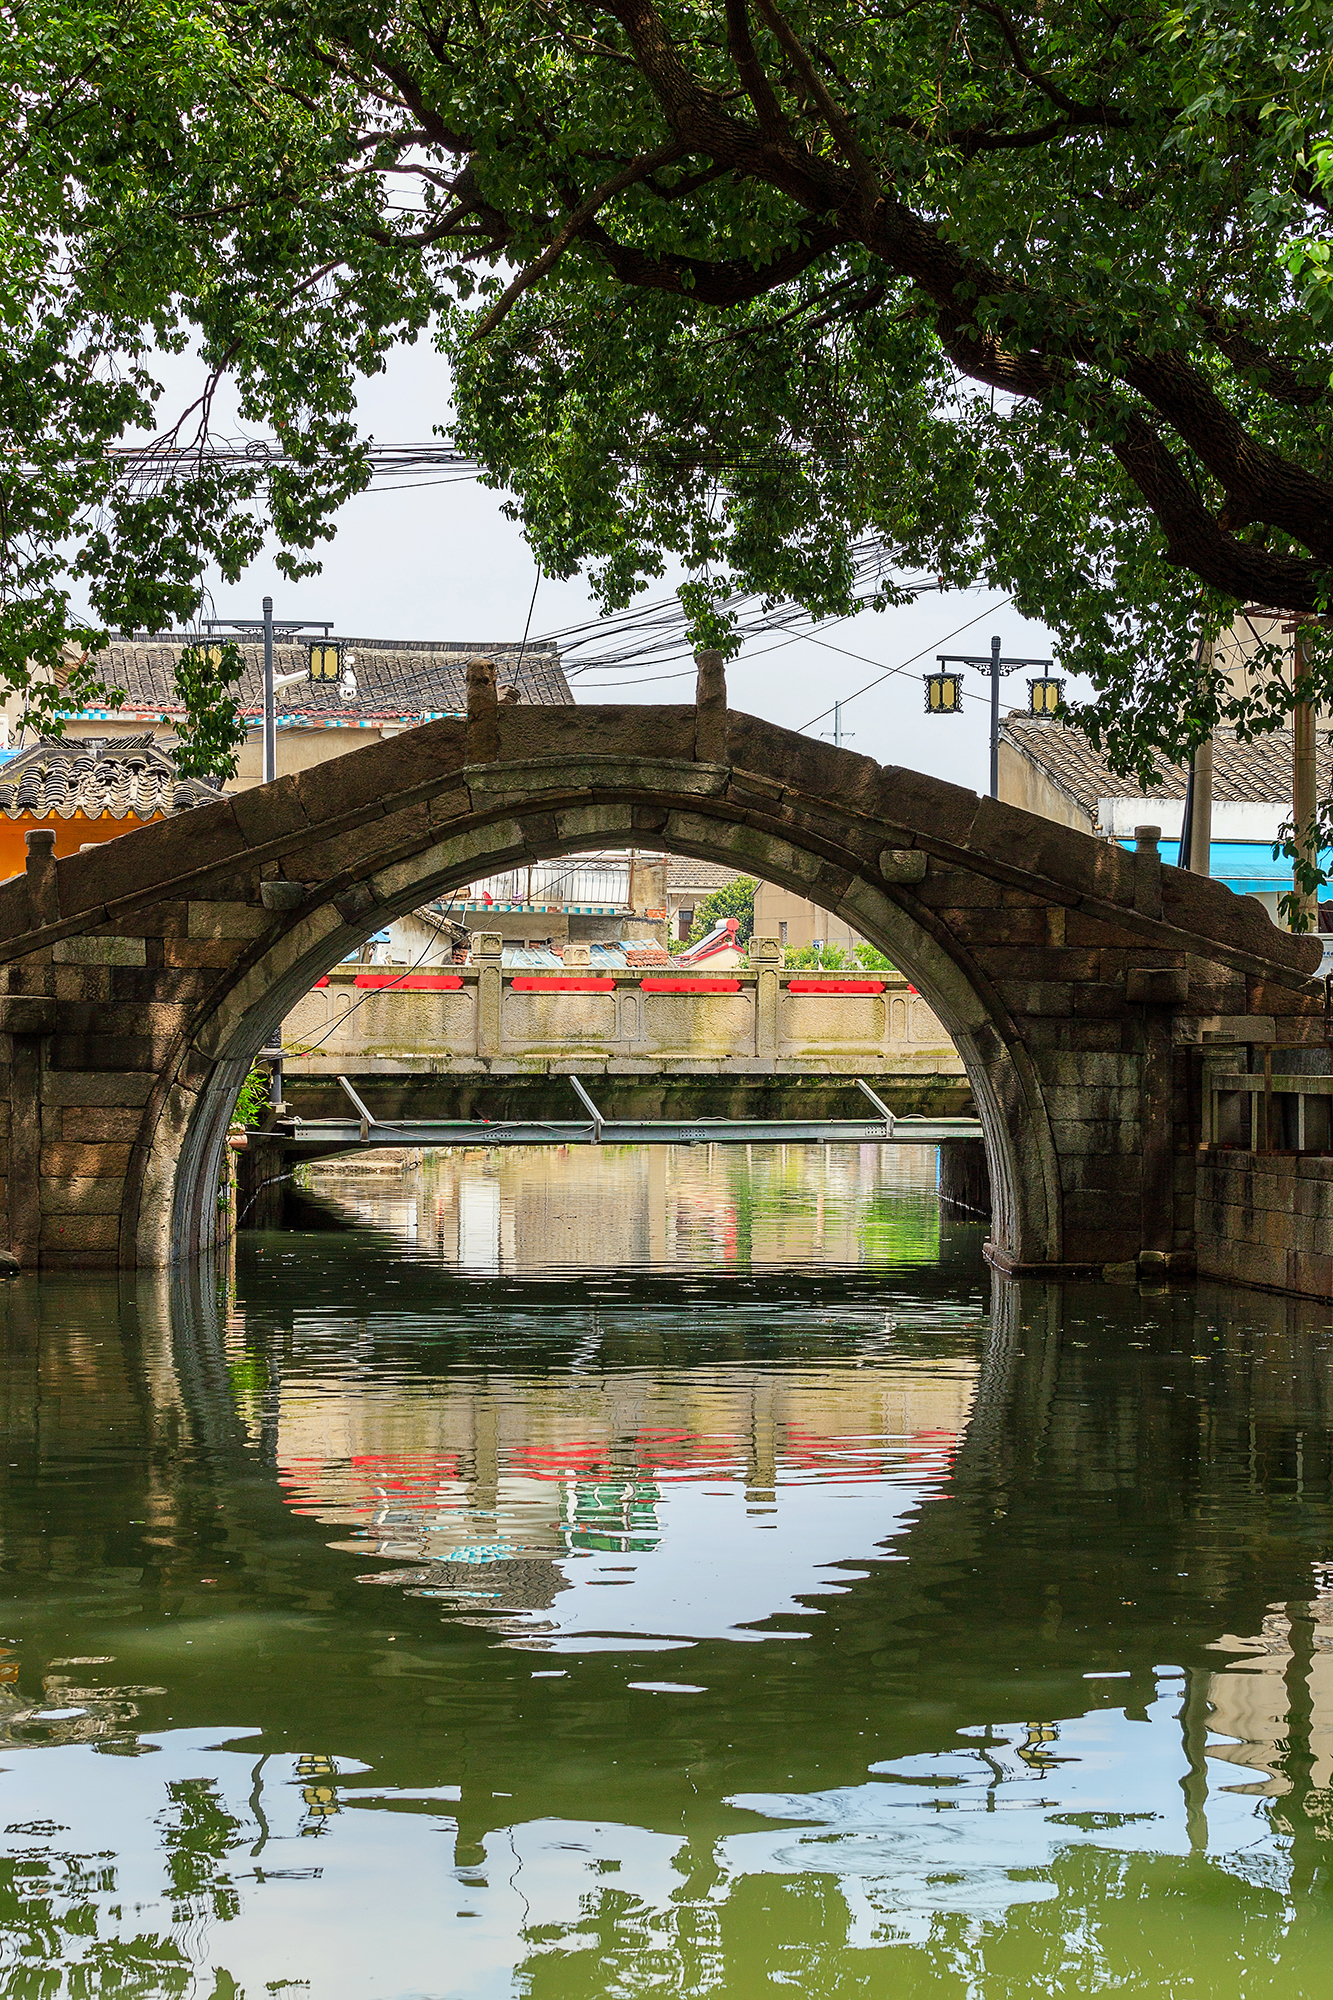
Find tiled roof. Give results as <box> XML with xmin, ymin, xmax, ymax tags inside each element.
<box><xmin>667</xmin><ymin>857</ymin><xmax>742</xmax><ymax>892</ymax></box>
<box><xmin>1000</xmin><ymin>714</ymin><xmax>1327</xmax><ymax>820</ymax></box>
<box><xmin>76</xmin><ymin>633</ymin><xmax>572</xmax><ymax>722</ymax></box>
<box><xmin>498</xmin><ymin>941</ymin><xmax>672</xmax><ymax>969</ymax></box>
<box><xmin>0</xmin><ymin>733</ymin><xmax>219</xmax><ymax>820</ymax></box>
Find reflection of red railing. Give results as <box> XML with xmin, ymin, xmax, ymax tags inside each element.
<box><xmin>274</xmin><ymin>1425</ymin><xmax>964</xmax><ymax>1517</ymax></box>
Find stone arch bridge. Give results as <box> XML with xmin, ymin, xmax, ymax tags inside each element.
<box><xmin>0</xmin><ymin>665</ymin><xmax>1320</xmax><ymax>1272</ymax></box>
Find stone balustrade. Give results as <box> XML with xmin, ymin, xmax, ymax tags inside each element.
<box><xmin>281</xmin><ymin>941</ymin><xmax>963</xmax><ymax>1079</ymax></box>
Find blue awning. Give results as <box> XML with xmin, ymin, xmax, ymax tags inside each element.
<box><xmin>1119</xmin><ymin>839</ymin><xmax>1329</xmax><ymax>895</ymax></box>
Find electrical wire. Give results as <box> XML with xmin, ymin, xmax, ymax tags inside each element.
<box><xmin>286</xmin><ymin>925</ymin><xmax>449</xmax><ymax>1056</ymax></box>
<box><xmin>796</xmin><ymin>599</ymin><xmax>1016</xmax><ymax>732</ymax></box>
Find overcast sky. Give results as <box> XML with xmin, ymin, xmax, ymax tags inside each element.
<box><xmin>143</xmin><ymin>336</ymin><xmax>1072</xmax><ymax>797</ymax></box>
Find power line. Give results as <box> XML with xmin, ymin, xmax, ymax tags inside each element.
<box><xmin>796</xmin><ymin>599</ymin><xmax>1016</xmax><ymax>732</ymax></box>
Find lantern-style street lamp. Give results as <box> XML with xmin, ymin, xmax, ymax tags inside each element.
<box><xmin>1028</xmin><ymin>674</ymin><xmax>1065</xmax><ymax>716</ymax></box>
<box><xmin>925</xmin><ymin>669</ymin><xmax>965</xmax><ymax>715</ymax></box>
<box><xmin>930</xmin><ymin>636</ymin><xmax>1056</xmax><ymax>797</ymax></box>
<box><xmin>308</xmin><ymin>640</ymin><xmax>343</xmax><ymax>681</ymax></box>
<box><xmin>204</xmin><ymin>600</ymin><xmax>334</xmax><ymax>783</ymax></box>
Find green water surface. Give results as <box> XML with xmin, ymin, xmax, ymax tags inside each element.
<box><xmin>2</xmin><ymin>1144</ymin><xmax>1332</xmax><ymax>1997</ymax></box>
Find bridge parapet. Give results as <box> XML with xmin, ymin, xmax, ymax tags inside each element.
<box><xmin>282</xmin><ymin>961</ymin><xmax>962</xmax><ymax>1078</ymax></box>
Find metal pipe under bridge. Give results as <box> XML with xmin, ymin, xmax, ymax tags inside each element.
<box><xmin>272</xmin><ymin>1073</ymin><xmax>984</xmax><ymax>1152</ymax></box>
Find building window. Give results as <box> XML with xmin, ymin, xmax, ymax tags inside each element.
<box><xmin>679</xmin><ymin>907</ymin><xmax>694</xmax><ymax>941</ymax></box>
<box><xmin>779</xmin><ymin>921</ymin><xmax>787</xmax><ymax>944</ymax></box>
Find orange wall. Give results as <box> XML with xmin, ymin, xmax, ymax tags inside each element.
<box><xmin>0</xmin><ymin>813</ymin><xmax>164</xmax><ymax>879</ymax></box>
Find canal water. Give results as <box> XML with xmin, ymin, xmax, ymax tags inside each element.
<box><xmin>3</xmin><ymin>1144</ymin><xmax>1333</xmax><ymax>1996</ymax></box>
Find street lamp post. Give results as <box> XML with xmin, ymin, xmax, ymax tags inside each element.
<box><xmin>203</xmin><ymin>597</ymin><xmax>334</xmax><ymax>784</ymax></box>
<box><xmin>932</xmin><ymin>637</ymin><xmax>1056</xmax><ymax>798</ymax></box>
<box><xmin>200</xmin><ymin>599</ymin><xmax>334</xmax><ymax>1116</ymax></box>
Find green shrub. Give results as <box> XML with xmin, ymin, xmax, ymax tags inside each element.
<box><xmin>687</xmin><ymin>876</ymin><xmax>755</xmax><ymax>946</ymax></box>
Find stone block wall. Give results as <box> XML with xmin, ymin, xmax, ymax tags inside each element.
<box><xmin>1196</xmin><ymin>1152</ymin><xmax>1333</xmax><ymax>1301</ymax></box>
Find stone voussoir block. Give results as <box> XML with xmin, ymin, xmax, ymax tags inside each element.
<box><xmin>41</xmin><ymin>1141</ymin><xmax>134</xmax><ymax>1178</ymax></box>
<box><xmin>229</xmin><ymin>774</ymin><xmax>312</xmax><ymax>850</ymax></box>
<box><xmin>52</xmin><ymin>934</ymin><xmax>147</xmax><ymax>967</ymax></box>
<box><xmin>1037</xmin><ymin>1052</ymin><xmax>1141</xmax><ymax>1086</ymax></box>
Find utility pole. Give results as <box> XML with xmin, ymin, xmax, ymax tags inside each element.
<box><xmin>201</xmin><ymin>600</ymin><xmax>334</xmax><ymax>1118</ymax></box>
<box><xmin>989</xmin><ymin>635</ymin><xmax>1002</xmax><ymax>799</ymax></box>
<box><xmin>1293</xmin><ymin>621</ymin><xmax>1318</xmax><ymax>931</ymax></box>
<box><xmin>262</xmin><ymin>595</ymin><xmax>276</xmax><ymax>783</ymax></box>
<box><xmin>822</xmin><ymin>702</ymin><xmax>855</xmax><ymax>750</ymax></box>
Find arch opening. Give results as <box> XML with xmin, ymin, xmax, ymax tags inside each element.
<box><xmin>149</xmin><ymin>780</ymin><xmax>1061</xmax><ymax>1272</ymax></box>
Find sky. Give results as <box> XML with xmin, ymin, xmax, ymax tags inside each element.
<box><xmin>135</xmin><ymin>336</ymin><xmax>1072</xmax><ymax>799</ymax></box>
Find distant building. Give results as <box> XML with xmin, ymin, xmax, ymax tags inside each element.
<box><xmin>999</xmin><ymin>712</ymin><xmax>1329</xmax><ymax>923</ymax></box>
<box><xmin>12</xmin><ymin>632</ymin><xmax>572</xmax><ymax>783</ymax></box>
<box><xmin>677</xmin><ymin>916</ymin><xmax>745</xmax><ymax>968</ymax></box>
<box><xmin>752</xmin><ymin>880</ymin><xmax>869</xmax><ymax>957</ymax></box>
<box><xmin>385</xmin><ymin>853</ymin><xmax>670</xmax><ymax>963</ymax></box>
<box><xmin>0</xmin><ymin>732</ymin><xmax>217</xmax><ymax>874</ymax></box>
<box><xmin>667</xmin><ymin>857</ymin><xmax>742</xmax><ymax>942</ymax></box>
<box><xmin>668</xmin><ymin>857</ymin><xmax>873</xmax><ymax>958</ymax></box>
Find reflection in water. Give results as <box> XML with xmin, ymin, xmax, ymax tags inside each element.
<box><xmin>310</xmin><ymin>1141</ymin><xmax>959</xmax><ymax>1273</ymax></box>
<box><xmin>1</xmin><ymin>1146</ymin><xmax>1332</xmax><ymax>1995</ymax></box>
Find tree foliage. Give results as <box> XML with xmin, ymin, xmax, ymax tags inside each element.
<box><xmin>6</xmin><ymin>0</ymin><xmax>1333</xmax><ymax>780</ymax></box>
<box><xmin>170</xmin><ymin>640</ymin><xmax>248</xmax><ymax>781</ymax></box>
<box><xmin>688</xmin><ymin>875</ymin><xmax>755</xmax><ymax>945</ymax></box>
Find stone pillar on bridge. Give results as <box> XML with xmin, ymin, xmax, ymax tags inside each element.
<box><xmin>4</xmin><ymin>832</ymin><xmax>58</xmax><ymax>1266</ymax></box>
<box><xmin>695</xmin><ymin>650</ymin><xmax>727</xmax><ymax>762</ymax></box>
<box><xmin>751</xmin><ymin>936</ymin><xmax>781</xmax><ymax>1059</ymax></box>
<box><xmin>466</xmin><ymin>656</ymin><xmax>500</xmax><ymax>764</ymax></box>
<box><xmin>474</xmin><ymin>932</ymin><xmax>504</xmax><ymax>1059</ymax></box>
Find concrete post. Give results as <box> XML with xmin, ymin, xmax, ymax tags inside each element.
<box><xmin>750</xmin><ymin>936</ymin><xmax>781</xmax><ymax>1058</ymax></box>
<box><xmin>1293</xmin><ymin>624</ymin><xmax>1318</xmax><ymax>931</ymax></box>
<box><xmin>1187</xmin><ymin>636</ymin><xmax>1214</xmax><ymax>876</ymax></box>
<box><xmin>474</xmin><ymin>931</ymin><xmax>503</xmax><ymax>1057</ymax></box>
<box><xmin>1133</xmin><ymin>824</ymin><xmax>1163</xmax><ymax>921</ymax></box>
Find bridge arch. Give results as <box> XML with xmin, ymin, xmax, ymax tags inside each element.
<box><xmin>0</xmin><ymin>694</ymin><xmax>1313</xmax><ymax>1272</ymax></box>
<box><xmin>153</xmin><ymin>776</ymin><xmax>1057</xmax><ymax>1269</ymax></box>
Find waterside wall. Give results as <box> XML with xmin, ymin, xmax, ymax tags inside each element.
<box><xmin>1196</xmin><ymin>1151</ymin><xmax>1333</xmax><ymax>1301</ymax></box>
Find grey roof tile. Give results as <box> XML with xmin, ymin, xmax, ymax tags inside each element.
<box><xmin>77</xmin><ymin>633</ymin><xmax>572</xmax><ymax>720</ymax></box>
<box><xmin>1000</xmin><ymin>714</ymin><xmax>1325</xmax><ymax>819</ymax></box>
<box><xmin>667</xmin><ymin>858</ymin><xmax>743</xmax><ymax>891</ymax></box>
<box><xmin>0</xmin><ymin>732</ymin><xmax>218</xmax><ymax>821</ymax></box>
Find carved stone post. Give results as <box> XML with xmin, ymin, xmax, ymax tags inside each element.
<box><xmin>6</xmin><ymin>831</ymin><xmax>58</xmax><ymax>1265</ymax></box>
<box><xmin>466</xmin><ymin>656</ymin><xmax>500</xmax><ymax>764</ymax></box>
<box><xmin>750</xmin><ymin>935</ymin><xmax>781</xmax><ymax>1059</ymax></box>
<box><xmin>474</xmin><ymin>931</ymin><xmax>503</xmax><ymax>1058</ymax></box>
<box><xmin>695</xmin><ymin>649</ymin><xmax>727</xmax><ymax>763</ymax></box>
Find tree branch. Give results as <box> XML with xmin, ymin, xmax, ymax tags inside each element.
<box><xmin>472</xmin><ymin>141</ymin><xmax>687</xmax><ymax>337</ymax></box>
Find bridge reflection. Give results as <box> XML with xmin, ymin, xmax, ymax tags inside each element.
<box><xmin>3</xmin><ymin>1251</ymin><xmax>1333</xmax><ymax>1983</ymax></box>
<box><xmin>296</xmin><ymin>1140</ymin><xmax>970</xmax><ymax>1275</ymax></box>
